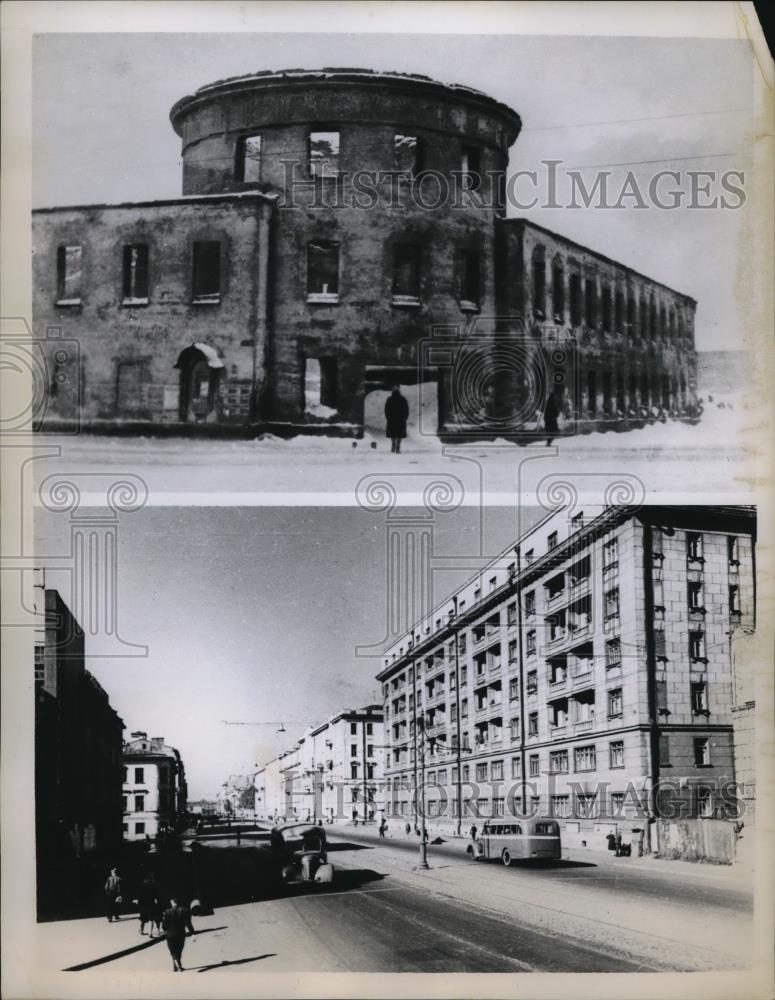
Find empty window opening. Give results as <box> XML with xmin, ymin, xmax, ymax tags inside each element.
<box><xmin>304</xmin><ymin>357</ymin><xmax>338</xmax><ymax>416</ymax></box>
<box><xmin>122</xmin><ymin>244</ymin><xmax>149</xmax><ymax>302</ymax></box>
<box><xmin>235</xmin><ymin>134</ymin><xmax>262</xmax><ymax>183</ymax></box>
<box><xmin>307</xmin><ymin>241</ymin><xmax>339</xmax><ymax>301</ymax></box>
<box><xmin>309</xmin><ymin>131</ymin><xmax>340</xmax><ymax>178</ymax></box>
<box><xmin>192</xmin><ymin>241</ymin><xmax>221</xmax><ymax>302</ymax></box>
<box><xmin>57</xmin><ymin>245</ymin><xmax>82</xmax><ymax>303</ymax></box>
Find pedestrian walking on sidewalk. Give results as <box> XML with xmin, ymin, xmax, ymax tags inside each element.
<box><xmin>138</xmin><ymin>874</ymin><xmax>161</xmax><ymax>937</ymax></box>
<box><xmin>385</xmin><ymin>386</ymin><xmax>409</xmax><ymax>454</ymax></box>
<box><xmin>379</xmin><ymin>818</ymin><xmax>387</xmax><ymax>838</ymax></box>
<box><xmin>104</xmin><ymin>867</ymin><xmax>123</xmax><ymax>922</ymax></box>
<box><xmin>470</xmin><ymin>824</ymin><xmax>478</xmax><ymax>842</ymax></box>
<box><xmin>162</xmin><ymin>895</ymin><xmax>195</xmax><ymax>972</ymax></box>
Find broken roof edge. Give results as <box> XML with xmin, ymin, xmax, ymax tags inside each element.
<box><xmin>169</xmin><ymin>67</ymin><xmax>522</xmax><ymax>137</ymax></box>
<box><xmin>32</xmin><ymin>190</ymin><xmax>278</xmax><ymax>216</ymax></box>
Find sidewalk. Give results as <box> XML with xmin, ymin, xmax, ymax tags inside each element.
<box><xmin>328</xmin><ymin>821</ymin><xmax>754</xmax><ymax>889</ymax></box>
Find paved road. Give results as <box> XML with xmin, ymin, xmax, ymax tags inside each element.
<box><xmin>35</xmin><ymin>828</ymin><xmax>752</xmax><ymax>974</ymax></box>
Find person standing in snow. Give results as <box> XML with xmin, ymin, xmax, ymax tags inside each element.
<box><xmin>385</xmin><ymin>386</ymin><xmax>409</xmax><ymax>454</ymax></box>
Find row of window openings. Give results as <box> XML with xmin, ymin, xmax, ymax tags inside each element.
<box><xmin>388</xmin><ymin>796</ymin><xmax>635</xmax><ymax>819</ymax></box>
<box><xmin>56</xmin><ymin>242</ymin><xmax>221</xmax><ymax>305</ymax></box>
<box><xmin>55</xmin><ymin>241</ymin><xmax>482</xmax><ymax>309</ymax></box>
<box><xmin>397</xmin><ymin>735</ymin><xmax>712</xmax><ymax>783</ymax></box>
<box><xmin>388</xmin><ymin>619</ymin><xmax>712</xmax><ymax>712</ymax></box>
<box><xmin>234</xmin><ymin>131</ymin><xmax>482</xmax><ymax>185</ymax></box>
<box><xmin>387</xmin><ymin>528</ymin><xmax>744</xmax><ymax>671</ymax></box>
<box><xmin>530</xmin><ymin>256</ymin><xmax>691</xmax><ymax>340</ymax></box>
<box><xmin>384</xmin><ymin>528</ymin><xmax>616</xmax><ymax>664</ymax></box>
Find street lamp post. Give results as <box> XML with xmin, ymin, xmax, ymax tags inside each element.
<box><xmin>452</xmin><ymin>595</ymin><xmax>463</xmax><ymax>837</ymax></box>
<box><xmin>418</xmin><ymin>717</ymin><xmax>429</xmax><ymax>870</ymax></box>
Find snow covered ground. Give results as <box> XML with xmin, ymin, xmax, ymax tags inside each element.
<box><xmin>33</xmin><ymin>383</ymin><xmax>760</xmax><ymax>503</ymax></box>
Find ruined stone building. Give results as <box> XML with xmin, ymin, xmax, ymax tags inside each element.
<box><xmin>32</xmin><ymin>69</ymin><xmax>699</xmax><ymax>438</ymax></box>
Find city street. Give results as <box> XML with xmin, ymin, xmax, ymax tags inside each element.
<box><xmin>34</xmin><ymin>825</ymin><xmax>753</xmax><ymax>975</ymax></box>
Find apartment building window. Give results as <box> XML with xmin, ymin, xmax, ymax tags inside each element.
<box><xmin>547</xmin><ymin>532</ymin><xmax>558</xmax><ymax>551</ymax></box>
<box><xmin>610</xmin><ymin>792</ymin><xmax>625</xmax><ymax>816</ymax></box>
<box><xmin>392</xmin><ymin>244</ymin><xmax>421</xmax><ymax>303</ymax></box>
<box><xmin>656</xmin><ymin>679</ymin><xmax>669</xmax><ymax>716</ymax></box>
<box><xmin>697</xmin><ymin>788</ymin><xmax>714</xmax><ymax>818</ymax></box>
<box><xmin>607</xmin><ymin>688</ymin><xmax>623</xmax><ymax>718</ymax></box>
<box><xmin>574</xmin><ymin>745</ymin><xmax>596</xmax><ymax>772</ymax></box>
<box><xmin>576</xmin><ymin>793</ymin><xmax>597</xmax><ymax>818</ymax></box>
<box><xmin>306</xmin><ymin>241</ymin><xmax>340</xmax><ymax>302</ymax></box>
<box><xmin>609</xmin><ymin>740</ymin><xmax>624</xmax><ymax>768</ymax></box>
<box><xmin>461</xmin><ymin>664</ymin><xmax>468</xmax><ymax>686</ymax></box>
<box><xmin>462</xmin><ymin>698</ymin><xmax>468</xmax><ymax>719</ymax></box>
<box><xmin>394</xmin><ymin>133</ymin><xmax>422</xmax><ymax>176</ymax></box>
<box><xmin>549</xmin><ymin>749</ymin><xmax>568</xmax><ymax>774</ymax></box>
<box><xmin>691</xmin><ymin>681</ymin><xmax>709</xmax><ymax>716</ymax></box>
<box><xmin>192</xmin><ymin>241</ymin><xmax>221</xmax><ymax>302</ymax></box>
<box><xmin>475</xmin><ymin>762</ymin><xmax>488</xmax><ymax>782</ymax></box>
<box><xmin>659</xmin><ymin>734</ymin><xmax>671</xmax><ymax>766</ymax></box>
<box><xmin>511</xmin><ymin>756</ymin><xmax>521</xmax><ymax>778</ymax></box>
<box><xmin>476</xmin><ymin>798</ymin><xmax>489</xmax><ymax>816</ymax></box>
<box><xmin>603</xmin><ymin>536</ymin><xmax>618</xmax><ymax>570</ymax></box>
<box><xmin>367</xmin><ymin>744</ymin><xmax>374</xmax><ymax>757</ymax></box>
<box><xmin>122</xmin><ymin>244</ymin><xmax>149</xmax><ymax>302</ymax></box>
<box><xmin>123</xmin><ymin>767</ymin><xmax>128</xmax><ymax>783</ymax></box>
<box><xmin>57</xmin><ymin>244</ymin><xmax>82</xmax><ymax>303</ymax></box>
<box><xmin>351</xmin><ymin>763</ymin><xmax>359</xmax><ymax>779</ymax></box>
<box><xmin>309</xmin><ymin>130</ymin><xmax>340</xmax><ymax>178</ymax></box>
<box><xmin>509</xmin><ymin>716</ymin><xmax>520</xmax><ymax>740</ymax></box>
<box><xmin>437</xmin><ymin>768</ymin><xmax>447</xmax><ymax>785</ymax></box>
<box><xmin>459</xmin><ymin>634</ymin><xmax>467</xmax><ymax>656</ymax></box>
<box><xmin>528</xmin><ymin>754</ymin><xmax>540</xmax><ymax>777</ymax></box>
<box><xmin>728</xmin><ymin>535</ymin><xmax>740</xmax><ymax>565</ymax></box>
<box><xmin>134</xmin><ymin>795</ymin><xmax>145</xmax><ymax>812</ymax></box>
<box><xmin>460</xmin><ymin>144</ymin><xmax>481</xmax><ymax>189</ymax></box>
<box><xmin>585</xmin><ymin>278</ymin><xmax>597</xmax><ymax>327</ymax></box>
<box><xmin>491</xmin><ymin>760</ymin><xmax>504</xmax><ymax>781</ymax></box>
<box><xmin>729</xmin><ymin>584</ymin><xmax>741</xmax><ymax>617</ymax></box>
<box><xmin>134</xmin><ymin>767</ymin><xmax>144</xmax><ymax>783</ymax></box>
<box><xmin>523</xmin><ymin>671</ymin><xmax>536</xmax><ymax>697</ymax></box>
<box><xmin>459</xmin><ymin>249</ymin><xmax>481</xmax><ymax>309</ymax></box>
<box><xmin>571</xmin><ymin>511</ymin><xmax>584</xmax><ymax>530</ymax></box>
<box><xmin>688</xmin><ymin>581</ymin><xmax>705</xmax><ymax>613</ymax></box>
<box><xmin>509</xmin><ymin>678</ymin><xmax>519</xmax><ymax>702</ymax></box>
<box><xmin>235</xmin><ymin>134</ymin><xmax>262</xmax><ymax>183</ymax></box>
<box><xmin>507</xmin><ymin>602</ymin><xmax>517</xmax><ymax>627</ymax></box>
<box><xmin>462</xmin><ymin>764</ymin><xmax>470</xmax><ymax>782</ymax></box>
<box><xmin>350</xmin><ymin>723</ymin><xmax>357</xmax><ymax>735</ymax></box>
<box><xmin>525</xmin><ymin>548</ymin><xmax>534</xmax><ymax>565</ymax></box>
<box><xmin>366</xmin><ymin>723</ymin><xmax>373</xmax><ymax>736</ymax></box>
<box><xmin>507</xmin><ymin>640</ymin><xmax>518</xmax><ymax>667</ymax></box>
<box><xmin>492</xmin><ymin>797</ymin><xmax>505</xmax><ymax>817</ymax></box>
<box><xmin>687</xmin><ymin>532</ymin><xmax>704</xmax><ymax>563</ymax></box>
<box><xmin>689</xmin><ymin>630</ymin><xmax>707</xmax><ymax>663</ymax></box>
<box><xmin>135</xmin><ymin>822</ymin><xmax>146</xmax><ymax>835</ymax></box>
<box><xmin>551</xmin><ymin>795</ymin><xmax>571</xmax><ymax>818</ymax></box>
<box><xmin>524</xmin><ymin>591</ymin><xmax>535</xmax><ymax>616</ymax></box>
<box><xmin>528</xmin><ymin>712</ymin><xmax>538</xmax><ymax>737</ymax></box>
<box><xmin>606</xmin><ymin>637</ymin><xmax>621</xmax><ymax>670</ymax></box>
<box><xmin>694</xmin><ymin>738</ymin><xmax>710</xmax><ymax>767</ymax></box>
<box><xmin>604</xmin><ymin>587</ymin><xmax>620</xmax><ymax>621</ymax></box>
<box><xmin>526</xmin><ymin>630</ymin><xmax>536</xmax><ymax>656</ymax></box>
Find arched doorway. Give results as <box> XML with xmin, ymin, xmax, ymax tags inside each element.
<box><xmin>174</xmin><ymin>343</ymin><xmax>225</xmax><ymax>423</ymax></box>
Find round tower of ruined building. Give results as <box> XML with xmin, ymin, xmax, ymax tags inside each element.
<box><xmin>170</xmin><ymin>70</ymin><xmax>522</xmax><ymax>428</ymax></box>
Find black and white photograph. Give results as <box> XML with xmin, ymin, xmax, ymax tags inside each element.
<box><xmin>1</xmin><ymin>3</ymin><xmax>773</xmax><ymax>1000</ymax></box>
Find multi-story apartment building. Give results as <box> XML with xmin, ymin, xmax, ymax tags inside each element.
<box><xmin>122</xmin><ymin>732</ymin><xmax>188</xmax><ymax>841</ymax></box>
<box><xmin>34</xmin><ymin>571</ymin><xmax>125</xmax><ymax>918</ymax></box>
<box><xmin>255</xmin><ymin>705</ymin><xmax>384</xmax><ymax>825</ymax></box>
<box><xmin>32</xmin><ymin>68</ymin><xmax>698</xmax><ymax>439</ymax></box>
<box><xmin>377</xmin><ymin>506</ymin><xmax>755</xmax><ymax>846</ymax></box>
